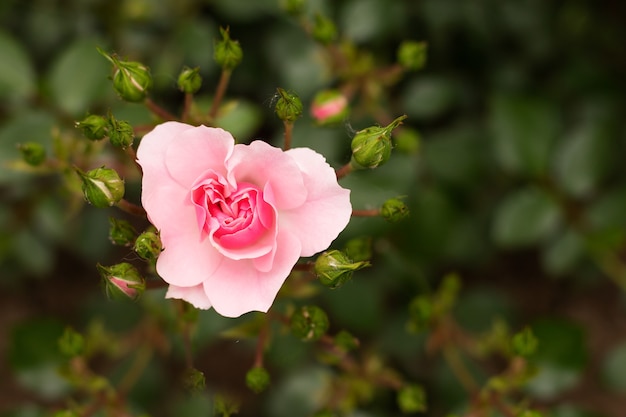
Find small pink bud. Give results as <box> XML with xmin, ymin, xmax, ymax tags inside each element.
<box><xmin>310</xmin><ymin>90</ymin><xmax>348</xmax><ymax>125</ymax></box>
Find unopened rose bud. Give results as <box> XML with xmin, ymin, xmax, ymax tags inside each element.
<box><xmin>108</xmin><ymin>118</ymin><xmax>134</xmax><ymax>149</ymax></box>
<box><xmin>214</xmin><ymin>27</ymin><xmax>243</xmax><ymax>71</ymax></box>
<box><xmin>351</xmin><ymin>115</ymin><xmax>407</xmax><ymax>169</ymax></box>
<box><xmin>408</xmin><ymin>295</ymin><xmax>432</xmax><ymax>332</ymax></box>
<box><xmin>334</xmin><ymin>330</ymin><xmax>359</xmax><ymax>352</ymax></box>
<box><xmin>77</xmin><ymin>167</ymin><xmax>124</xmax><ymax>208</ymax></box>
<box><xmin>75</xmin><ymin>114</ymin><xmax>109</xmax><ymax>140</ymax></box>
<box><xmin>290</xmin><ymin>305</ymin><xmax>329</xmax><ymax>342</ymax></box>
<box><xmin>397</xmin><ymin>41</ymin><xmax>427</xmax><ymax>71</ymax></box>
<box><xmin>17</xmin><ymin>142</ymin><xmax>46</xmax><ymax>166</ymax></box>
<box><xmin>314</xmin><ymin>250</ymin><xmax>370</xmax><ymax>289</ymax></box>
<box><xmin>311</xmin><ymin>90</ymin><xmax>348</xmax><ymax>125</ymax></box>
<box><xmin>98</xmin><ymin>48</ymin><xmax>152</xmax><ymax>102</ymax></box>
<box><xmin>58</xmin><ymin>327</ymin><xmax>85</xmax><ymax>357</ymax></box>
<box><xmin>133</xmin><ymin>230</ymin><xmax>162</xmax><ymax>262</ymax></box>
<box><xmin>312</xmin><ymin>13</ymin><xmax>337</xmax><ymax>45</ymax></box>
<box><xmin>182</xmin><ymin>367</ymin><xmax>206</xmax><ymax>393</ymax></box>
<box><xmin>511</xmin><ymin>327</ymin><xmax>538</xmax><ymax>357</ymax></box>
<box><xmin>246</xmin><ymin>367</ymin><xmax>270</xmax><ymax>393</ymax></box>
<box><xmin>397</xmin><ymin>384</ymin><xmax>427</xmax><ymax>413</ymax></box>
<box><xmin>109</xmin><ymin>217</ymin><xmax>137</xmax><ymax>246</ymax></box>
<box><xmin>97</xmin><ymin>262</ymin><xmax>145</xmax><ymax>301</ymax></box>
<box><xmin>177</xmin><ymin>66</ymin><xmax>203</xmax><ymax>94</ymax></box>
<box><xmin>282</xmin><ymin>0</ymin><xmax>306</xmax><ymax>15</ymax></box>
<box><xmin>381</xmin><ymin>198</ymin><xmax>409</xmax><ymax>222</ymax></box>
<box><xmin>274</xmin><ymin>88</ymin><xmax>303</xmax><ymax>122</ymax></box>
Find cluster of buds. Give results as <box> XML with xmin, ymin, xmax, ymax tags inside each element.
<box><xmin>75</xmin><ymin>113</ymin><xmax>134</xmax><ymax>149</ymax></box>
<box><xmin>351</xmin><ymin>115</ymin><xmax>407</xmax><ymax>169</ymax></box>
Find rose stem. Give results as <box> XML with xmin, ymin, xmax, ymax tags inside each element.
<box><xmin>182</xmin><ymin>92</ymin><xmax>194</xmax><ymax>122</ymax></box>
<box><xmin>283</xmin><ymin>120</ymin><xmax>294</xmax><ymax>150</ymax></box>
<box><xmin>253</xmin><ymin>320</ymin><xmax>270</xmax><ymax>368</ymax></box>
<box><xmin>208</xmin><ymin>69</ymin><xmax>232</xmax><ymax>120</ymax></box>
<box><xmin>352</xmin><ymin>208</ymin><xmax>380</xmax><ymax>217</ymax></box>
<box><xmin>335</xmin><ymin>162</ymin><xmax>353</xmax><ymax>180</ymax></box>
<box><xmin>116</xmin><ymin>199</ymin><xmax>147</xmax><ymax>217</ymax></box>
<box><xmin>144</xmin><ymin>97</ymin><xmax>178</xmax><ymax>121</ymax></box>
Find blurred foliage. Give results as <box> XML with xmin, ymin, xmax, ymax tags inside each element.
<box><xmin>1</xmin><ymin>0</ymin><xmax>626</xmax><ymax>417</ymax></box>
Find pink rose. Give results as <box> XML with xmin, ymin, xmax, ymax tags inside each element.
<box><xmin>136</xmin><ymin>122</ymin><xmax>351</xmax><ymax>317</ymax></box>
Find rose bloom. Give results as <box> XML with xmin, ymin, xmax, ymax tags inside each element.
<box><xmin>136</xmin><ymin>122</ymin><xmax>351</xmax><ymax>317</ymax></box>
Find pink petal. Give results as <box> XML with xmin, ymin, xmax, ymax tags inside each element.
<box><xmin>165</xmin><ymin>125</ymin><xmax>235</xmax><ymax>188</ymax></box>
<box><xmin>166</xmin><ymin>284</ymin><xmax>212</xmax><ymax>309</ymax></box>
<box><xmin>227</xmin><ymin>141</ymin><xmax>307</xmax><ymax>210</ymax></box>
<box><xmin>282</xmin><ymin>148</ymin><xmax>352</xmax><ymax>257</ymax></box>
<box><xmin>203</xmin><ymin>230</ymin><xmax>302</xmax><ymax>317</ymax></box>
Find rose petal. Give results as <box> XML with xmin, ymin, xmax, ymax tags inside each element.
<box><xmin>203</xmin><ymin>230</ymin><xmax>301</xmax><ymax>317</ymax></box>
<box><xmin>228</xmin><ymin>141</ymin><xmax>307</xmax><ymax>210</ymax></box>
<box><xmin>166</xmin><ymin>284</ymin><xmax>212</xmax><ymax>309</ymax></box>
<box><xmin>165</xmin><ymin>125</ymin><xmax>235</xmax><ymax>188</ymax></box>
<box><xmin>283</xmin><ymin>148</ymin><xmax>351</xmax><ymax>256</ymax></box>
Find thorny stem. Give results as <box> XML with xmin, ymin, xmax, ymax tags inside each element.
<box><xmin>283</xmin><ymin>120</ymin><xmax>294</xmax><ymax>151</ymax></box>
<box><xmin>352</xmin><ymin>208</ymin><xmax>380</xmax><ymax>217</ymax></box>
<box><xmin>116</xmin><ymin>199</ymin><xmax>147</xmax><ymax>217</ymax></box>
<box><xmin>209</xmin><ymin>69</ymin><xmax>232</xmax><ymax>120</ymax></box>
<box><xmin>144</xmin><ymin>98</ymin><xmax>178</xmax><ymax>121</ymax></box>
<box><xmin>335</xmin><ymin>162</ymin><xmax>353</xmax><ymax>180</ymax></box>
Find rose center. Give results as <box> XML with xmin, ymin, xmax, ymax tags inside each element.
<box><xmin>190</xmin><ymin>171</ymin><xmax>274</xmax><ymax>250</ymax></box>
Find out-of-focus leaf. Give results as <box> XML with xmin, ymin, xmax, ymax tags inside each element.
<box><xmin>553</xmin><ymin>114</ymin><xmax>614</xmax><ymax>197</ymax></box>
<box><xmin>340</xmin><ymin>0</ymin><xmax>405</xmax><ymax>43</ymax></box>
<box><xmin>492</xmin><ymin>187</ymin><xmax>562</xmax><ymax>247</ymax></box>
<box><xmin>403</xmin><ymin>75</ymin><xmax>459</xmax><ymax>120</ymax></box>
<box><xmin>490</xmin><ymin>95</ymin><xmax>560</xmax><ymax>176</ymax></box>
<box><xmin>542</xmin><ymin>229</ymin><xmax>585</xmax><ymax>276</ymax></box>
<box><xmin>268</xmin><ymin>367</ymin><xmax>332</xmax><ymax>417</ymax></box>
<box><xmin>602</xmin><ymin>341</ymin><xmax>626</xmax><ymax>392</ymax></box>
<box><xmin>47</xmin><ymin>38</ymin><xmax>111</xmax><ymax>116</ymax></box>
<box><xmin>525</xmin><ymin>318</ymin><xmax>587</xmax><ymax>399</ymax></box>
<box><xmin>454</xmin><ymin>288</ymin><xmax>513</xmax><ymax>333</ymax></box>
<box><xmin>0</xmin><ymin>31</ymin><xmax>36</xmax><ymax>104</ymax></box>
<box><xmin>215</xmin><ymin>99</ymin><xmax>263</xmax><ymax>140</ymax></box>
<box><xmin>9</xmin><ymin>318</ymin><xmax>65</xmax><ymax>370</ymax></box>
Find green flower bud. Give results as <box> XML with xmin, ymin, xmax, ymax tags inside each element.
<box><xmin>393</xmin><ymin>128</ymin><xmax>421</xmax><ymax>155</ymax></box>
<box><xmin>58</xmin><ymin>326</ymin><xmax>85</xmax><ymax>357</ymax></box>
<box><xmin>344</xmin><ymin>236</ymin><xmax>373</xmax><ymax>262</ymax></box>
<box><xmin>108</xmin><ymin>118</ymin><xmax>134</xmax><ymax>149</ymax></box>
<box><xmin>351</xmin><ymin>115</ymin><xmax>407</xmax><ymax>169</ymax></box>
<box><xmin>77</xmin><ymin>167</ymin><xmax>125</xmax><ymax>208</ymax></box>
<box><xmin>133</xmin><ymin>230</ymin><xmax>162</xmax><ymax>262</ymax></box>
<box><xmin>397</xmin><ymin>384</ymin><xmax>427</xmax><ymax>413</ymax></box>
<box><xmin>311</xmin><ymin>89</ymin><xmax>349</xmax><ymax>125</ymax></box>
<box><xmin>511</xmin><ymin>327</ymin><xmax>539</xmax><ymax>357</ymax></box>
<box><xmin>397</xmin><ymin>41</ymin><xmax>427</xmax><ymax>71</ymax></box>
<box><xmin>98</xmin><ymin>48</ymin><xmax>152</xmax><ymax>102</ymax></box>
<box><xmin>182</xmin><ymin>367</ymin><xmax>206</xmax><ymax>393</ymax></box>
<box><xmin>214</xmin><ymin>27</ymin><xmax>243</xmax><ymax>71</ymax></box>
<box><xmin>246</xmin><ymin>366</ymin><xmax>270</xmax><ymax>394</ymax></box>
<box><xmin>97</xmin><ymin>262</ymin><xmax>145</xmax><ymax>301</ymax></box>
<box><xmin>282</xmin><ymin>0</ymin><xmax>306</xmax><ymax>15</ymax></box>
<box><xmin>290</xmin><ymin>305</ymin><xmax>329</xmax><ymax>342</ymax></box>
<box><xmin>408</xmin><ymin>295</ymin><xmax>433</xmax><ymax>332</ymax></box>
<box><xmin>274</xmin><ymin>88</ymin><xmax>303</xmax><ymax>122</ymax></box>
<box><xmin>314</xmin><ymin>250</ymin><xmax>370</xmax><ymax>289</ymax></box>
<box><xmin>17</xmin><ymin>142</ymin><xmax>46</xmax><ymax>166</ymax></box>
<box><xmin>312</xmin><ymin>14</ymin><xmax>337</xmax><ymax>45</ymax></box>
<box><xmin>334</xmin><ymin>330</ymin><xmax>359</xmax><ymax>352</ymax></box>
<box><xmin>109</xmin><ymin>217</ymin><xmax>137</xmax><ymax>246</ymax></box>
<box><xmin>381</xmin><ymin>198</ymin><xmax>409</xmax><ymax>222</ymax></box>
<box><xmin>177</xmin><ymin>66</ymin><xmax>203</xmax><ymax>94</ymax></box>
<box><xmin>75</xmin><ymin>114</ymin><xmax>109</xmax><ymax>140</ymax></box>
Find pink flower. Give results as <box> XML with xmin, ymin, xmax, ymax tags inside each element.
<box><xmin>136</xmin><ymin>122</ymin><xmax>351</xmax><ymax>317</ymax></box>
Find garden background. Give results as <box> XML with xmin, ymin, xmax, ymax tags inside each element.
<box><xmin>1</xmin><ymin>0</ymin><xmax>626</xmax><ymax>416</ymax></box>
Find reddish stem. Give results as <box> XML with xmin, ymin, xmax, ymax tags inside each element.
<box><xmin>209</xmin><ymin>69</ymin><xmax>232</xmax><ymax>120</ymax></box>
<box><xmin>144</xmin><ymin>98</ymin><xmax>178</xmax><ymax>121</ymax></box>
<box><xmin>116</xmin><ymin>199</ymin><xmax>147</xmax><ymax>217</ymax></box>
<box><xmin>352</xmin><ymin>208</ymin><xmax>380</xmax><ymax>217</ymax></box>
<box><xmin>335</xmin><ymin>162</ymin><xmax>353</xmax><ymax>179</ymax></box>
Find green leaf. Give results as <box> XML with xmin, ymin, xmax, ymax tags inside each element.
<box><xmin>602</xmin><ymin>341</ymin><xmax>626</xmax><ymax>392</ymax></box>
<box><xmin>542</xmin><ymin>229</ymin><xmax>585</xmax><ymax>275</ymax></box>
<box><xmin>47</xmin><ymin>38</ymin><xmax>111</xmax><ymax>116</ymax></box>
<box><xmin>9</xmin><ymin>318</ymin><xmax>65</xmax><ymax>370</ymax></box>
<box><xmin>490</xmin><ymin>95</ymin><xmax>560</xmax><ymax>176</ymax></box>
<box><xmin>492</xmin><ymin>187</ymin><xmax>562</xmax><ymax>247</ymax></box>
<box><xmin>0</xmin><ymin>31</ymin><xmax>36</xmax><ymax>104</ymax></box>
<box><xmin>403</xmin><ymin>75</ymin><xmax>459</xmax><ymax>120</ymax></box>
